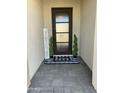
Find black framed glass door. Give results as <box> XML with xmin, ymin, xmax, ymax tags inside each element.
<box><xmin>52</xmin><ymin>8</ymin><xmax>72</xmax><ymax>55</ymax></box>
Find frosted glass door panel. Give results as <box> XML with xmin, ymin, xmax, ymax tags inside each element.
<box><xmin>56</xmin><ymin>33</ymin><xmax>69</xmax><ymax>42</ymax></box>
<box><xmin>56</xmin><ymin>14</ymin><xmax>69</xmax><ymax>22</ymax></box>
<box><xmin>56</xmin><ymin>23</ymin><xmax>69</xmax><ymax>32</ymax></box>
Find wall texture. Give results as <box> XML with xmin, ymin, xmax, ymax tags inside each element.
<box><xmin>80</xmin><ymin>0</ymin><xmax>96</xmax><ymax>70</ymax></box>
<box><xmin>27</xmin><ymin>0</ymin><xmax>44</xmax><ymax>80</ymax></box>
<box><xmin>43</xmin><ymin>0</ymin><xmax>80</xmax><ymax>52</ymax></box>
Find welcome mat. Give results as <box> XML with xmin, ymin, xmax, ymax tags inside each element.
<box><xmin>44</xmin><ymin>57</ymin><xmax>80</xmax><ymax>64</ymax></box>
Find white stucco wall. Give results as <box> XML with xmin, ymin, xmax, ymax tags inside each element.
<box><xmin>27</xmin><ymin>0</ymin><xmax>44</xmax><ymax>80</ymax></box>
<box><xmin>80</xmin><ymin>0</ymin><xmax>96</xmax><ymax>70</ymax></box>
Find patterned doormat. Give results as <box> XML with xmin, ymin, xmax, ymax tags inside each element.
<box><xmin>44</xmin><ymin>56</ymin><xmax>80</xmax><ymax>64</ymax></box>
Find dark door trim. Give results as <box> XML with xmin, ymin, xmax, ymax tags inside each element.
<box><xmin>52</xmin><ymin>8</ymin><xmax>73</xmax><ymax>55</ymax></box>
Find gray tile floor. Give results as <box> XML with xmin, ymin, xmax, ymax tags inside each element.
<box><xmin>28</xmin><ymin>61</ymin><xmax>96</xmax><ymax>93</ymax></box>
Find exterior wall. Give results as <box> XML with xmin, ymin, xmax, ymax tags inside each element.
<box><xmin>27</xmin><ymin>0</ymin><xmax>44</xmax><ymax>80</ymax></box>
<box><xmin>80</xmin><ymin>0</ymin><xmax>96</xmax><ymax>70</ymax></box>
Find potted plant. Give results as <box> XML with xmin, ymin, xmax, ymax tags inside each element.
<box><xmin>49</xmin><ymin>36</ymin><xmax>54</xmax><ymax>58</ymax></box>
<box><xmin>72</xmin><ymin>34</ymin><xmax>78</xmax><ymax>58</ymax></box>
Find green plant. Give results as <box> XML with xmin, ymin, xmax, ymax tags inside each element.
<box><xmin>49</xmin><ymin>36</ymin><xmax>54</xmax><ymax>57</ymax></box>
<box><xmin>72</xmin><ymin>34</ymin><xmax>78</xmax><ymax>57</ymax></box>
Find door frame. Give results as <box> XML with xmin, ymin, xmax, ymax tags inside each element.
<box><xmin>51</xmin><ymin>7</ymin><xmax>73</xmax><ymax>55</ymax></box>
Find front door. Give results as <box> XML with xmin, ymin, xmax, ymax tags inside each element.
<box><xmin>52</xmin><ymin>8</ymin><xmax>73</xmax><ymax>55</ymax></box>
